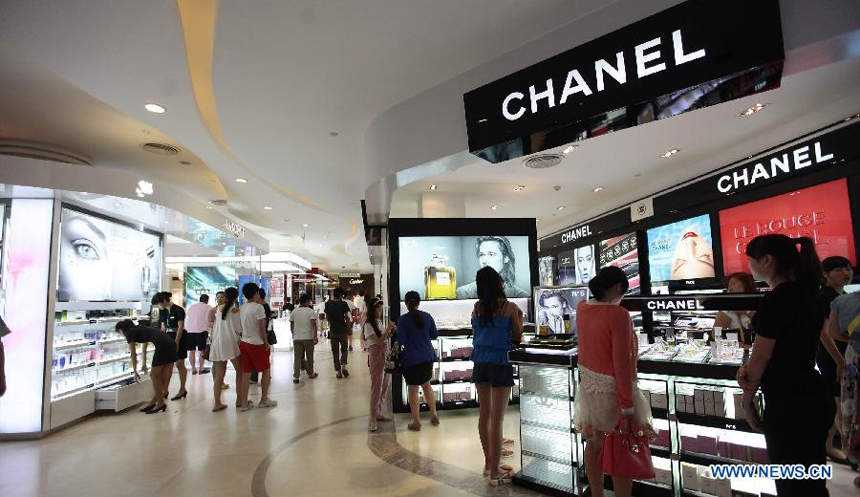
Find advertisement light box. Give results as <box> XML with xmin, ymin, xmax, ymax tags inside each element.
<box><xmin>719</xmin><ymin>179</ymin><xmax>856</xmax><ymax>275</ymax></box>
<box><xmin>558</xmin><ymin>245</ymin><xmax>596</xmax><ymax>286</ymax></box>
<box><xmin>647</xmin><ymin>214</ymin><xmax>716</xmax><ymax>283</ymax></box>
<box><xmin>598</xmin><ymin>232</ymin><xmax>640</xmax><ymax>294</ymax></box>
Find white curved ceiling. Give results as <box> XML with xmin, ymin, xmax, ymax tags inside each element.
<box><xmin>0</xmin><ymin>0</ymin><xmax>618</xmax><ymax>271</ymax></box>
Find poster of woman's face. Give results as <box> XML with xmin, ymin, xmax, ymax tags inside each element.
<box><xmin>647</xmin><ymin>214</ymin><xmax>715</xmax><ymax>282</ymax></box>
<box><xmin>57</xmin><ymin>209</ymin><xmax>162</xmax><ymax>301</ymax></box>
<box><xmin>575</xmin><ymin>245</ymin><xmax>595</xmax><ymax>283</ymax></box>
<box><xmin>538</xmin><ymin>256</ymin><xmax>555</xmax><ymax>286</ymax></box>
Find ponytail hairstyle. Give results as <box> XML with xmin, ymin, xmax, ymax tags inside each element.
<box><xmin>368</xmin><ymin>298</ymin><xmax>384</xmax><ymax>337</ymax></box>
<box><xmin>222</xmin><ymin>287</ymin><xmax>239</xmax><ymax>320</ymax></box>
<box><xmin>588</xmin><ymin>266</ymin><xmax>629</xmax><ymax>301</ymax></box>
<box><xmin>476</xmin><ymin>266</ymin><xmax>505</xmax><ymax>324</ymax></box>
<box><xmin>404</xmin><ymin>290</ymin><xmax>424</xmax><ymax>328</ymax></box>
<box><xmin>745</xmin><ymin>234</ymin><xmax>822</xmax><ymax>295</ymax></box>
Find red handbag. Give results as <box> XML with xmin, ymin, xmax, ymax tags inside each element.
<box><xmin>598</xmin><ymin>416</ymin><xmax>656</xmax><ymax>479</ymax></box>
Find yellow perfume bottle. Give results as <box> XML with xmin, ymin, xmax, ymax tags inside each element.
<box><xmin>424</xmin><ymin>254</ymin><xmax>456</xmax><ymax>299</ymax></box>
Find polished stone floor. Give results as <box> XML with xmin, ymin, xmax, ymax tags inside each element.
<box><xmin>1</xmin><ymin>344</ymin><xmax>857</xmax><ymax>497</ymax></box>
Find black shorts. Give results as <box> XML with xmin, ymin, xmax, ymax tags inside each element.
<box><xmin>187</xmin><ymin>332</ymin><xmax>208</xmax><ymax>351</ymax></box>
<box><xmin>402</xmin><ymin>361</ymin><xmax>433</xmax><ymax>386</ymax></box>
<box><xmin>471</xmin><ymin>362</ymin><xmax>515</xmax><ymax>388</ymax></box>
<box><xmin>151</xmin><ymin>342</ymin><xmax>178</xmax><ymax>367</ymax></box>
<box><xmin>167</xmin><ymin>331</ymin><xmax>188</xmax><ymax>360</ymax></box>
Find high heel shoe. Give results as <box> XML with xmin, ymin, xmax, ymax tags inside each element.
<box><xmin>170</xmin><ymin>391</ymin><xmax>188</xmax><ymax>401</ymax></box>
<box><xmin>139</xmin><ymin>404</ymin><xmax>156</xmax><ymax>412</ymax></box>
<box><xmin>145</xmin><ymin>405</ymin><xmax>167</xmax><ymax>414</ymax></box>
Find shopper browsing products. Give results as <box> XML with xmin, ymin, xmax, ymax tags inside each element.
<box><xmin>210</xmin><ymin>287</ymin><xmax>243</xmax><ymax>411</ymax></box>
<box><xmin>157</xmin><ymin>292</ymin><xmax>188</xmax><ymax>401</ymax></box>
<box><xmin>249</xmin><ymin>288</ymin><xmax>275</xmax><ymax>385</ymax></box>
<box><xmin>185</xmin><ymin>294</ymin><xmax>212</xmax><ymax>375</ymax></box>
<box><xmin>325</xmin><ymin>288</ymin><xmax>352</xmax><ymax>378</ymax></box>
<box><xmin>365</xmin><ymin>298</ymin><xmax>395</xmax><ymax>432</ymax></box>
<box><xmin>470</xmin><ymin>266</ymin><xmax>523</xmax><ymax>486</ymax></box>
<box><xmin>574</xmin><ymin>266</ymin><xmax>653</xmax><ymax>497</ymax></box>
<box><xmin>827</xmin><ymin>289</ymin><xmax>860</xmax><ymax>488</ymax></box>
<box><xmin>816</xmin><ymin>256</ymin><xmax>854</xmax><ymax>462</ymax></box>
<box><xmin>736</xmin><ymin>234</ymin><xmax>832</xmax><ymax>497</ymax></box>
<box><xmin>397</xmin><ymin>291</ymin><xmax>440</xmax><ymax>431</ymax></box>
<box><xmin>115</xmin><ymin>319</ymin><xmax>176</xmax><ymax>414</ymax></box>
<box><xmin>290</xmin><ymin>293</ymin><xmax>319</xmax><ymax>384</ymax></box>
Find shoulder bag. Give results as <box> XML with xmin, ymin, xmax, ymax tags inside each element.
<box><xmin>598</xmin><ymin>416</ymin><xmax>655</xmax><ymax>479</ymax></box>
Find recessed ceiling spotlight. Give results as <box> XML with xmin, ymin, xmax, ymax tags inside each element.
<box><xmin>179</xmin><ymin>160</ymin><xmax>191</xmax><ymax>165</ymax></box>
<box><xmin>660</xmin><ymin>149</ymin><xmax>680</xmax><ymax>159</ymax></box>
<box><xmin>205</xmin><ymin>205</ymin><xmax>213</xmax><ymax>210</ymax></box>
<box><xmin>283</xmin><ymin>219</ymin><xmax>290</xmax><ymax>223</ymax></box>
<box><xmin>477</xmin><ymin>118</ymin><xmax>488</xmax><ymax>123</ymax></box>
<box><xmin>513</xmin><ymin>185</ymin><xmax>526</xmax><ymax>192</ymax></box>
<box><xmin>263</xmin><ymin>206</ymin><xmax>273</xmax><ymax>210</ymax></box>
<box><xmin>557</xmin><ymin>206</ymin><xmax>566</xmax><ymax>211</ymax></box>
<box><xmin>302</xmin><ymin>223</ymin><xmax>309</xmax><ymax>227</ymax></box>
<box><xmin>491</xmin><ymin>205</ymin><xmax>499</xmax><ymax>210</ymax></box>
<box><xmin>429</xmin><ymin>184</ymin><xmax>438</xmax><ymax>190</ymax></box>
<box><xmin>593</xmin><ymin>186</ymin><xmax>604</xmax><ymax>192</ymax></box>
<box><xmin>144</xmin><ymin>103</ymin><xmax>166</xmax><ymax>114</ymax></box>
<box><xmin>738</xmin><ymin>102</ymin><xmax>767</xmax><ymax>117</ymax></box>
<box><xmin>329</xmin><ymin>131</ymin><xmax>339</xmax><ymax>137</ymax></box>
<box><xmin>844</xmin><ymin>113</ymin><xmax>860</xmax><ymax>122</ymax></box>
<box><xmin>235</xmin><ymin>178</ymin><xmax>248</xmax><ymax>184</ymax></box>
<box><xmin>563</xmin><ymin>145</ymin><xmax>578</xmax><ymax>154</ymax></box>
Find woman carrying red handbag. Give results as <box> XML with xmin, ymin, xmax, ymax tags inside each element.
<box><xmin>574</xmin><ymin>266</ymin><xmax>655</xmax><ymax>497</ymax></box>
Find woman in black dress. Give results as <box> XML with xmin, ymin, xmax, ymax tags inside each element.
<box><xmin>736</xmin><ymin>235</ymin><xmax>833</xmax><ymax>496</ymax></box>
<box><xmin>116</xmin><ymin>319</ymin><xmax>177</xmax><ymax>413</ymax></box>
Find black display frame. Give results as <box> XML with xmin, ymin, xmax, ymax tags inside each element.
<box><xmin>386</xmin><ymin>217</ymin><xmax>539</xmax><ymax>322</ymax></box>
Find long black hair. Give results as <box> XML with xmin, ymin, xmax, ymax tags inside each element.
<box><xmin>115</xmin><ymin>319</ymin><xmax>134</xmax><ymax>334</ymax></box>
<box><xmin>745</xmin><ymin>234</ymin><xmax>822</xmax><ymax>295</ymax></box>
<box><xmin>476</xmin><ymin>266</ymin><xmax>505</xmax><ymax>324</ymax></box>
<box><xmin>588</xmin><ymin>266</ymin><xmax>629</xmax><ymax>300</ymax></box>
<box><xmin>404</xmin><ymin>290</ymin><xmax>424</xmax><ymax>328</ymax></box>
<box><xmin>222</xmin><ymin>287</ymin><xmax>239</xmax><ymax>320</ymax></box>
<box><xmin>368</xmin><ymin>298</ymin><xmax>383</xmax><ymax>337</ymax></box>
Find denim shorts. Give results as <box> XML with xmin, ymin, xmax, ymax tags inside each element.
<box><xmin>471</xmin><ymin>362</ymin><xmax>515</xmax><ymax>387</ymax></box>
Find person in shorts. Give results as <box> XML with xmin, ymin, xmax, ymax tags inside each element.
<box><xmin>237</xmin><ymin>283</ymin><xmax>277</xmax><ymax>411</ymax></box>
<box><xmin>157</xmin><ymin>292</ymin><xmax>189</xmax><ymax>401</ymax></box>
<box><xmin>185</xmin><ymin>294</ymin><xmax>212</xmax><ymax>375</ymax></box>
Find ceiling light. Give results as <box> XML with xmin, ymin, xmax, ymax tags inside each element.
<box><xmin>329</xmin><ymin>131</ymin><xmax>339</xmax><ymax>137</ymax></box>
<box><xmin>283</xmin><ymin>219</ymin><xmax>290</xmax><ymax>223</ymax></box>
<box><xmin>179</xmin><ymin>160</ymin><xmax>191</xmax><ymax>165</ymax></box>
<box><xmin>536</xmin><ymin>218</ymin><xmax>541</xmax><ymax>222</ymax></box>
<box><xmin>563</xmin><ymin>145</ymin><xmax>578</xmax><ymax>154</ymax></box>
<box><xmin>205</xmin><ymin>205</ymin><xmax>213</xmax><ymax>210</ymax></box>
<box><xmin>302</xmin><ymin>223</ymin><xmax>309</xmax><ymax>227</ymax></box>
<box><xmin>235</xmin><ymin>178</ymin><xmax>248</xmax><ymax>184</ymax></box>
<box><xmin>660</xmin><ymin>149</ymin><xmax>680</xmax><ymax>158</ymax></box>
<box><xmin>557</xmin><ymin>206</ymin><xmax>566</xmax><ymax>211</ymax></box>
<box><xmin>738</xmin><ymin>102</ymin><xmax>767</xmax><ymax>117</ymax></box>
<box><xmin>477</xmin><ymin>118</ymin><xmax>488</xmax><ymax>123</ymax></box>
<box><xmin>263</xmin><ymin>206</ymin><xmax>273</xmax><ymax>210</ymax></box>
<box><xmin>144</xmin><ymin>103</ymin><xmax>166</xmax><ymax>114</ymax></box>
<box><xmin>429</xmin><ymin>184</ymin><xmax>437</xmax><ymax>190</ymax></box>
<box><xmin>491</xmin><ymin>205</ymin><xmax>499</xmax><ymax>211</ymax></box>
<box><xmin>513</xmin><ymin>185</ymin><xmax>526</xmax><ymax>191</ymax></box>
<box><xmin>592</xmin><ymin>186</ymin><xmax>604</xmax><ymax>192</ymax></box>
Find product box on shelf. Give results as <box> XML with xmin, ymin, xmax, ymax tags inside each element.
<box><xmin>751</xmin><ymin>447</ymin><xmax>769</xmax><ymax>464</ymax></box>
<box><xmin>651</xmin><ymin>429</ymin><xmax>671</xmax><ymax>449</ymax></box>
<box><xmin>651</xmin><ymin>392</ymin><xmax>668</xmax><ymax>410</ymax></box>
<box><xmin>698</xmin><ymin>435</ymin><xmax>718</xmax><ymax>455</ymax></box>
<box><xmin>681</xmin><ymin>435</ymin><xmax>699</xmax><ymax>453</ymax></box>
<box><xmin>681</xmin><ymin>463</ymin><xmax>700</xmax><ymax>491</ymax></box>
<box><xmin>704</xmin><ymin>390</ymin><xmax>716</xmax><ymax>416</ymax></box>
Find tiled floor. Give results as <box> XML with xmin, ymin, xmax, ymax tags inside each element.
<box><xmin>0</xmin><ymin>344</ymin><xmax>857</xmax><ymax>496</ymax></box>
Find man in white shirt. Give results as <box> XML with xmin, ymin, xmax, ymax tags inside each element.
<box><xmin>290</xmin><ymin>293</ymin><xmax>318</xmax><ymax>384</ymax></box>
<box><xmin>185</xmin><ymin>294</ymin><xmax>212</xmax><ymax>375</ymax></box>
<box><xmin>238</xmin><ymin>283</ymin><xmax>277</xmax><ymax>411</ymax></box>
<box><xmin>346</xmin><ymin>292</ymin><xmax>357</xmax><ymax>352</ymax></box>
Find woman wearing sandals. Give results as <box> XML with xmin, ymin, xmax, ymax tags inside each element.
<box><xmin>397</xmin><ymin>291</ymin><xmax>440</xmax><ymax>431</ymax></box>
<box><xmin>575</xmin><ymin>266</ymin><xmax>653</xmax><ymax>497</ymax></box>
<box><xmin>210</xmin><ymin>287</ymin><xmax>243</xmax><ymax>412</ymax></box>
<box><xmin>115</xmin><ymin>319</ymin><xmax>176</xmax><ymax>414</ymax></box>
<box><xmin>364</xmin><ymin>298</ymin><xmax>396</xmax><ymax>432</ymax></box>
<box><xmin>470</xmin><ymin>266</ymin><xmax>523</xmax><ymax>486</ymax></box>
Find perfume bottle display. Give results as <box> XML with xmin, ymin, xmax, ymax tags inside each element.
<box><xmin>424</xmin><ymin>254</ymin><xmax>456</xmax><ymax>300</ymax></box>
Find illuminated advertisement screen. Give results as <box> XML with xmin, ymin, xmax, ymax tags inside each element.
<box><xmin>598</xmin><ymin>232</ymin><xmax>640</xmax><ymax>294</ymax></box>
<box><xmin>558</xmin><ymin>245</ymin><xmax>596</xmax><ymax>285</ymax></box>
<box><xmin>57</xmin><ymin>208</ymin><xmax>162</xmax><ymax>301</ymax></box>
<box><xmin>535</xmin><ymin>286</ymin><xmax>589</xmax><ymax>336</ymax></box>
<box><xmin>185</xmin><ymin>266</ymin><xmax>236</xmax><ymax>308</ymax></box>
<box><xmin>647</xmin><ymin>214</ymin><xmax>716</xmax><ymax>283</ymax></box>
<box><xmin>719</xmin><ymin>179</ymin><xmax>856</xmax><ymax>275</ymax></box>
<box><xmin>398</xmin><ymin>235</ymin><xmax>531</xmax><ymax>300</ymax></box>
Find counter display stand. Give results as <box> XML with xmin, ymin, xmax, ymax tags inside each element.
<box><xmin>510</xmin><ymin>294</ymin><xmax>774</xmax><ymax>497</ymax></box>
<box><xmin>50</xmin><ymin>301</ymin><xmax>155</xmax><ymax>429</ymax></box>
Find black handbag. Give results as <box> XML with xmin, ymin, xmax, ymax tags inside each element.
<box><xmin>267</xmin><ymin>329</ymin><xmax>278</xmax><ymax>345</ymax></box>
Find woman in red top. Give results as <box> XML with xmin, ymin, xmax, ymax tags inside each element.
<box><xmin>574</xmin><ymin>266</ymin><xmax>653</xmax><ymax>497</ymax></box>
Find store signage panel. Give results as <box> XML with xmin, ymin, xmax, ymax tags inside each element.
<box><xmin>719</xmin><ymin>179</ymin><xmax>856</xmax><ymax>275</ymax></box>
<box><xmin>630</xmin><ymin>197</ymin><xmax>654</xmax><ymax>222</ymax></box>
<box><xmin>541</xmin><ymin>209</ymin><xmax>630</xmax><ymax>250</ymax></box>
<box><xmin>716</xmin><ymin>141</ymin><xmax>836</xmax><ymax>194</ymax></box>
<box><xmin>464</xmin><ymin>0</ymin><xmax>784</xmax><ymax>161</ymax></box>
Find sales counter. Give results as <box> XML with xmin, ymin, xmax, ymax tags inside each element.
<box><xmin>510</xmin><ymin>347</ymin><xmax>774</xmax><ymax>497</ymax></box>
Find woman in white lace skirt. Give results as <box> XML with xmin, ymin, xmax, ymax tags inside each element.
<box><xmin>574</xmin><ymin>266</ymin><xmax>653</xmax><ymax>497</ymax></box>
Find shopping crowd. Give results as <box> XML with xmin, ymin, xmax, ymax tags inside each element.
<box><xmin>97</xmin><ymin>232</ymin><xmax>860</xmax><ymax>496</ymax></box>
